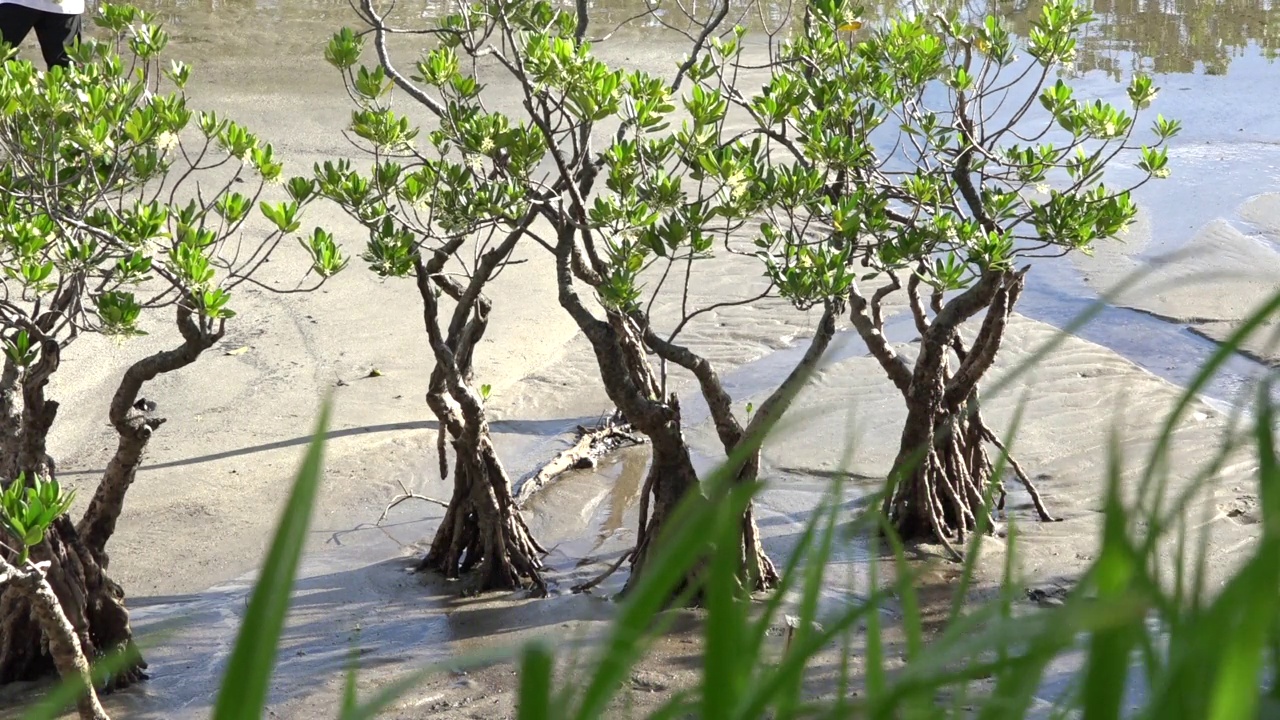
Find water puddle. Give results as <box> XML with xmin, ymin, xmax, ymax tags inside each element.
<box><xmin>4</xmin><ymin>1</ymin><xmax>1275</xmax><ymax>715</ymax></box>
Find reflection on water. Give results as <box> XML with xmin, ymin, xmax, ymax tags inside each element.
<box><xmin>600</xmin><ymin>448</ymin><xmax>647</xmax><ymax>536</ymax></box>
<box><xmin>979</xmin><ymin>0</ymin><xmax>1280</xmax><ymax>76</ymax></box>
<box><xmin>132</xmin><ymin>0</ymin><xmax>1278</xmax><ymax>77</ymax></box>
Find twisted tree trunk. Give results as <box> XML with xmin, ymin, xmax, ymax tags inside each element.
<box><xmin>873</xmin><ymin>269</ymin><xmax>1055</xmax><ymax>557</ymax></box>
<box><xmin>0</xmin><ymin>557</ymin><xmax>110</xmax><ymax>720</ymax></box>
<box><xmin>0</xmin><ymin>333</ymin><xmax>136</xmax><ymax>690</ymax></box>
<box><xmin>625</xmin><ymin>405</ymin><xmax>702</xmax><ymax>592</ymax></box>
<box><xmin>552</xmin><ymin>224</ymin><xmax>707</xmax><ymax>598</ymax></box>
<box><xmin>80</xmin><ymin>306</ymin><xmax>219</xmax><ymax>566</ymax></box>
<box><xmin>412</xmin><ymin>230</ymin><xmax>548</xmax><ymax>596</ymax></box>
<box><xmin>642</xmin><ymin>303</ymin><xmax>839</xmax><ymax>591</ymax></box>
<box><xmin>2</xmin><ymin>306</ymin><xmax>220</xmax><ymax>689</ymax></box>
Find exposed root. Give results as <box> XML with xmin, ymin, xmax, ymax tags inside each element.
<box><xmin>419</xmin><ymin>442</ymin><xmax>548</xmax><ymax>596</ymax></box>
<box><xmin>1</xmin><ymin>512</ymin><xmax>146</xmax><ymax>692</ymax></box>
<box><xmin>888</xmin><ymin>406</ymin><xmax>1057</xmax><ymax>560</ymax></box>
<box><xmin>375</xmin><ymin>479</ymin><xmax>450</xmax><ymax>525</ymax></box>
<box><xmin>514</xmin><ymin>419</ymin><xmax>645</xmax><ymax>508</ymax></box>
<box><xmin>741</xmin><ymin>504</ymin><xmax>779</xmax><ymax>591</ymax></box>
<box><xmin>980</xmin><ymin>427</ymin><xmax>1058</xmax><ymax>522</ymax></box>
<box><xmin>570</xmin><ymin>546</ymin><xmax>635</xmax><ymax>594</ymax></box>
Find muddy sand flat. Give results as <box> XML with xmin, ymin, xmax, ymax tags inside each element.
<box><xmin>0</xmin><ymin>13</ymin><xmax>1274</xmax><ymax>720</ymax></box>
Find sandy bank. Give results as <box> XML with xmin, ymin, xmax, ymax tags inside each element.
<box><xmin>1074</xmin><ymin>194</ymin><xmax>1280</xmax><ymax>368</ymax></box>
<box><xmin>1</xmin><ymin>309</ymin><xmax>1248</xmax><ymax>720</ymax></box>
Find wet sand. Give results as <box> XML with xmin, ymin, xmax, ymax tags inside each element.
<box><xmin>2</xmin><ymin>6</ymin><xmax>1279</xmax><ymax>719</ymax></box>
<box><xmin>1075</xmin><ymin>196</ymin><xmax>1280</xmax><ymax>370</ymax></box>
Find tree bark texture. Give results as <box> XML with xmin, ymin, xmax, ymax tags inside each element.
<box><xmin>0</xmin><ymin>557</ymin><xmax>110</xmax><ymax>720</ymax></box>
<box><xmin>866</xmin><ymin>269</ymin><xmax>1055</xmax><ymax>557</ymax></box>
<box><xmin>642</xmin><ymin>302</ymin><xmax>839</xmax><ymax>590</ymax></box>
<box><xmin>551</xmin><ymin>221</ymin><xmax>834</xmax><ymax>597</ymax></box>
<box><xmin>412</xmin><ymin>233</ymin><xmax>549</xmax><ymax>596</ymax></box>
<box><xmin>3</xmin><ymin>305</ymin><xmax>219</xmax><ymax>689</ymax></box>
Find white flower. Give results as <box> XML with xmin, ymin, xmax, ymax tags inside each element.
<box><xmin>724</xmin><ymin>169</ymin><xmax>749</xmax><ymax>201</ymax></box>
<box><xmin>1035</xmin><ymin>182</ymin><xmax>1050</xmax><ymax>194</ymax></box>
<box><xmin>154</xmin><ymin>131</ymin><xmax>178</xmax><ymax>152</ymax></box>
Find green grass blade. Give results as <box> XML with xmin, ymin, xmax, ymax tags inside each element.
<box><xmin>20</xmin><ymin>641</ymin><xmax>146</xmax><ymax>720</ymax></box>
<box><xmin>1081</xmin><ymin>427</ymin><xmax>1142</xmax><ymax>720</ymax></box>
<box><xmin>703</xmin><ymin>478</ymin><xmax>750</xmax><ymax>720</ymax></box>
<box><xmin>570</xmin><ymin>439</ymin><xmax>760</xmax><ymax>720</ymax></box>
<box><xmin>742</xmin><ymin>503</ymin><xmax>818</xmax><ymax>668</ymax></box>
<box><xmin>951</xmin><ymin>393</ymin><xmax>1027</xmax><ymax>624</ymax></box>
<box><xmin>864</xmin><ymin>531</ymin><xmax>886</xmax><ymax>706</ymax></box>
<box><xmin>211</xmin><ymin>397</ymin><xmax>332</xmax><ymax>720</ymax></box>
<box><xmin>774</xmin><ymin>493</ymin><xmax>839</xmax><ymax>717</ymax></box>
<box><xmin>1203</xmin><ymin>381</ymin><xmax>1280</xmax><ymax>720</ymax></box>
<box><xmin>1137</xmin><ymin>289</ymin><xmax>1280</xmax><ymax>503</ymax></box>
<box><xmin>518</xmin><ymin>642</ymin><xmax>554</xmax><ymax>720</ymax></box>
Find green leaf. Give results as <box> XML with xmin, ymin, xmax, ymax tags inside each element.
<box><xmin>517</xmin><ymin>643</ymin><xmax>553</xmax><ymax>720</ymax></box>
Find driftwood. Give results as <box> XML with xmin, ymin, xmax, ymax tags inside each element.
<box><xmin>374</xmin><ymin>421</ymin><xmax>641</xmax><ymax>523</ymax></box>
<box><xmin>513</xmin><ymin>421</ymin><xmax>646</xmax><ymax>508</ymax></box>
<box><xmin>0</xmin><ymin>556</ymin><xmax>109</xmax><ymax>720</ymax></box>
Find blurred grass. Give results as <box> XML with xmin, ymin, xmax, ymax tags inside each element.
<box><xmin>17</xmin><ymin>288</ymin><xmax>1280</xmax><ymax>720</ymax></box>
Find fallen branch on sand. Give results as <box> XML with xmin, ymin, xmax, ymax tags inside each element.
<box><xmin>571</xmin><ymin>547</ymin><xmax>636</xmax><ymax>594</ymax></box>
<box><xmin>513</xmin><ymin>420</ymin><xmax>646</xmax><ymax>508</ymax></box>
<box><xmin>376</xmin><ymin>479</ymin><xmax>450</xmax><ymax>525</ymax></box>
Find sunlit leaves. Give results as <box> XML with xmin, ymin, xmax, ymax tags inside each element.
<box><xmin>353</xmin><ymin>65</ymin><xmax>393</xmax><ymax>101</ymax></box>
<box><xmin>165</xmin><ymin>59</ymin><xmax>191</xmax><ymax>89</ymax></box>
<box><xmin>114</xmin><ymin>252</ymin><xmax>152</xmax><ymax>283</ymax></box>
<box><xmin>685</xmin><ymin>84</ymin><xmax>728</xmax><ymax>128</ymax></box>
<box><xmin>523</xmin><ymin>34</ymin><xmax>624</xmax><ymax>122</ymax></box>
<box><xmin>975</xmin><ymin>16</ymin><xmax>1014</xmax><ymax>64</ymax></box>
<box><xmin>1127</xmin><ymin>74</ymin><xmax>1159</xmax><ymax>109</ymax></box>
<box><xmin>1029</xmin><ymin>187</ymin><xmax>1137</xmax><ymax>253</ymax></box>
<box><xmin>97</xmin><ymin>291</ymin><xmax>145</xmax><ymax>336</ymax></box>
<box><xmin>0</xmin><ymin>2</ymin><xmax>342</xmax><ymax>376</ymax></box>
<box><xmin>216</xmin><ymin>193</ymin><xmax>253</xmax><ymax>225</ymax></box>
<box><xmin>325</xmin><ymin>27</ymin><xmax>363</xmax><ymax>70</ymax></box>
<box><xmin>350</xmin><ymin>108</ymin><xmax>419</xmax><ymax>151</ymax></box>
<box><xmin>414</xmin><ymin>47</ymin><xmax>459</xmax><ymax>87</ymax></box>
<box><xmin>2</xmin><ymin>330</ymin><xmax>37</xmax><ymax>368</ymax></box>
<box><xmin>1026</xmin><ymin>0</ymin><xmax>1092</xmax><ymax>66</ymax></box>
<box><xmin>1153</xmin><ymin>114</ymin><xmax>1182</xmax><ymax>141</ymax></box>
<box><xmin>362</xmin><ymin>218</ymin><xmax>417</xmax><ymax>278</ymax></box>
<box><xmin>0</xmin><ymin>473</ymin><xmax>75</xmax><ymax>564</ymax></box>
<box><xmin>260</xmin><ymin>201</ymin><xmax>302</xmax><ymax>234</ymax></box>
<box><xmin>1138</xmin><ymin>146</ymin><xmax>1171</xmax><ymax>179</ymax></box>
<box><xmin>168</xmin><ymin>240</ymin><xmax>217</xmax><ymax>289</ymax></box>
<box><xmin>625</xmin><ymin>72</ymin><xmax>676</xmax><ymax>134</ymax></box>
<box><xmin>300</xmin><ymin>228</ymin><xmax>348</xmax><ymax>278</ymax></box>
<box><xmin>761</xmin><ymin>228</ymin><xmax>855</xmax><ymax>309</ymax></box>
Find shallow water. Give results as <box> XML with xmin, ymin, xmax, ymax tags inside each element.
<box><xmin>128</xmin><ymin>0</ymin><xmax>1280</xmax><ymax>406</ymax></box>
<box><xmin>6</xmin><ymin>0</ymin><xmax>1278</xmax><ymax>715</ymax></box>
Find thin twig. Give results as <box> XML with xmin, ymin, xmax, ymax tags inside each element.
<box><xmin>376</xmin><ymin>479</ymin><xmax>450</xmax><ymax>525</ymax></box>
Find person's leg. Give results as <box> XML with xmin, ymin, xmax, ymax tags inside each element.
<box><xmin>33</xmin><ymin>9</ymin><xmax>78</xmax><ymax>69</ymax></box>
<box><xmin>0</xmin><ymin>4</ymin><xmax>38</xmax><ymax>59</ymax></box>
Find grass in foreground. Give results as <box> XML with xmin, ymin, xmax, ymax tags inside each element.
<box><xmin>17</xmin><ymin>290</ymin><xmax>1280</xmax><ymax>720</ymax></box>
